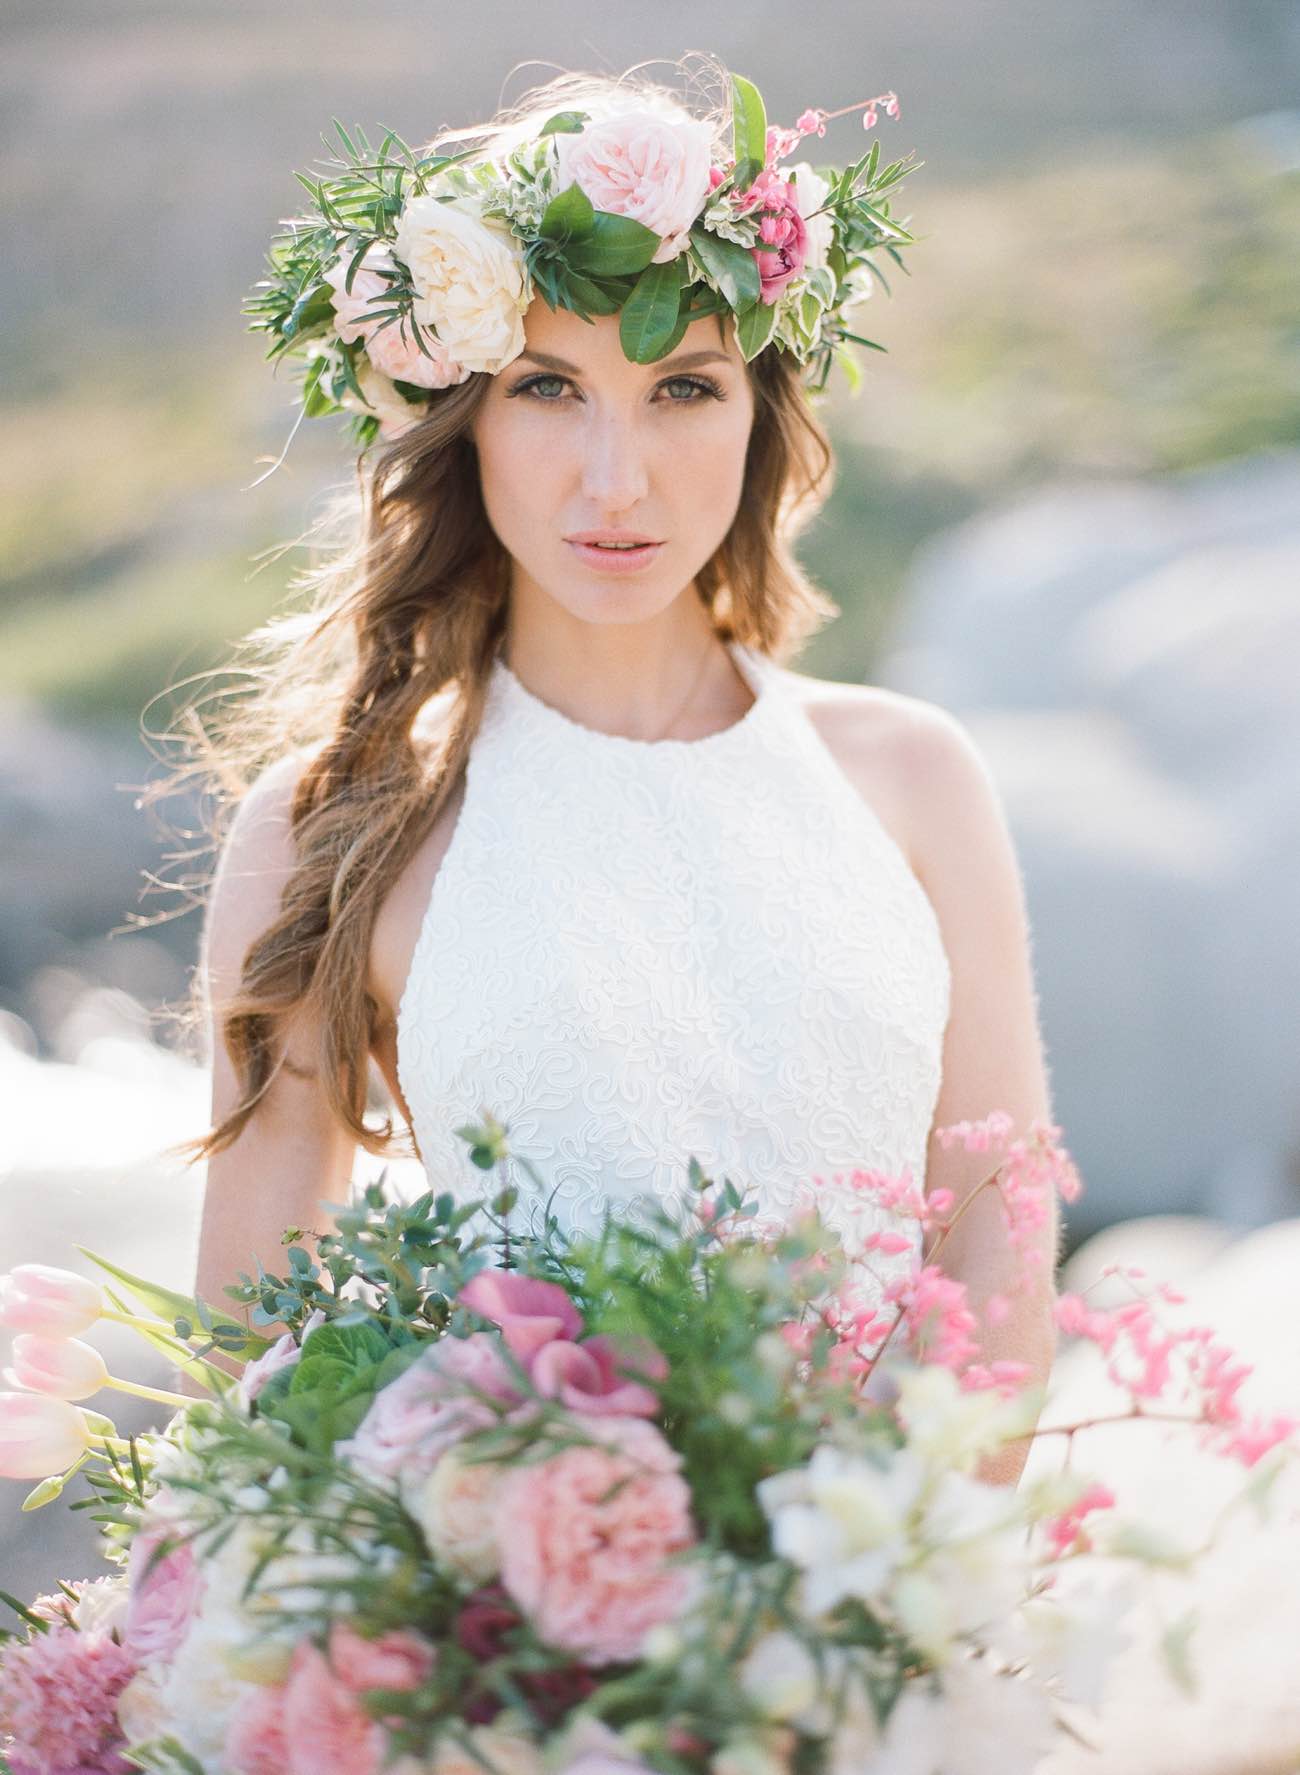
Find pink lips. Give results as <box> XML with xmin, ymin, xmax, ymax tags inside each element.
<box><xmin>566</xmin><ymin>538</ymin><xmax>664</xmax><ymax>573</ymax></box>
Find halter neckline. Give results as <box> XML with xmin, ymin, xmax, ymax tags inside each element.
<box><xmin>488</xmin><ymin>638</ymin><xmax>773</xmax><ymax>756</ymax></box>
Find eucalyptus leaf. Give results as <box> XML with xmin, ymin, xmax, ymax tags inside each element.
<box><xmin>538</xmin><ymin>110</ymin><xmax>591</xmax><ymax>137</ymax></box>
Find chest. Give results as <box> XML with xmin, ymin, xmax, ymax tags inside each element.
<box><xmin>368</xmin><ymin>690</ymin><xmax>921</xmax><ymax>1122</ymax></box>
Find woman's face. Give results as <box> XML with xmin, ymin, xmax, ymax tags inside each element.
<box><xmin>469</xmin><ymin>297</ymin><xmax>756</xmax><ymax>626</ymax></box>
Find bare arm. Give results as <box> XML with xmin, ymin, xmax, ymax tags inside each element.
<box><xmin>193</xmin><ymin>755</ymin><xmax>357</xmax><ymax>1372</ymax></box>
<box><xmin>906</xmin><ymin>706</ymin><xmax>1062</xmax><ymax>1486</ymax></box>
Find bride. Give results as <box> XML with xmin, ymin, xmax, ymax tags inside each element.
<box><xmin>186</xmin><ymin>56</ymin><xmax>1059</xmax><ymax>1487</ymax></box>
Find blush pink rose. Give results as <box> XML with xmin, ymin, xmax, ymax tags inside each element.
<box><xmin>324</xmin><ymin>244</ymin><xmax>469</xmax><ymax>389</ymax></box>
<box><xmin>553</xmin><ymin>110</ymin><xmax>714</xmax><ymax>264</ymax></box>
<box><xmin>498</xmin><ymin>1413</ymin><xmax>697</xmax><ymax>1664</ymax></box>
<box><xmin>124</xmin><ymin>1527</ymin><xmax>203</xmax><ymax>1662</ymax></box>
<box><xmin>335</xmin><ymin>1332</ymin><xmax>519</xmax><ymax>1487</ymax></box>
<box><xmin>281</xmin><ymin>1639</ymin><xmax>383</xmax><ymax>1775</ymax></box>
<box><xmin>235</xmin><ymin>1308</ymin><xmax>326</xmax><ymax>1409</ymax></box>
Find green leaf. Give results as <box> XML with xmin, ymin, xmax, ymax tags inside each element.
<box><xmin>730</xmin><ymin>75</ymin><xmax>768</xmax><ymax>184</ymax></box>
<box><xmin>538</xmin><ymin>110</ymin><xmax>590</xmax><ymax>137</ymax></box>
<box><xmin>735</xmin><ymin>298</ymin><xmax>779</xmax><ymax>362</ymax></box>
<box><xmin>79</xmin><ymin>1247</ymin><xmax>271</xmax><ymax>1364</ymax></box>
<box><xmin>567</xmin><ymin>212</ymin><xmax>662</xmax><ymax>278</ymax></box>
<box><xmin>539</xmin><ymin>180</ymin><xmax>596</xmax><ymax>242</ymax></box>
<box><xmin>619</xmin><ymin>259</ymin><xmax>683</xmax><ymax>363</ymax></box>
<box><xmin>689</xmin><ymin>227</ymin><xmax>761</xmax><ymax>313</ymax></box>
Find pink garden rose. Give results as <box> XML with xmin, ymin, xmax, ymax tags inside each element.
<box><xmin>552</xmin><ymin>109</ymin><xmax>714</xmax><ymax>264</ymax></box>
<box><xmin>324</xmin><ymin>243</ymin><xmax>469</xmax><ymax>389</ymax></box>
<box><xmin>497</xmin><ymin>1412</ymin><xmax>697</xmax><ymax>1664</ymax></box>
<box><xmin>0</xmin><ymin>1614</ymin><xmax>136</xmax><ymax>1775</ymax></box>
<box><xmin>335</xmin><ymin>1332</ymin><xmax>520</xmax><ymax>1487</ymax></box>
<box><xmin>529</xmin><ymin>1333</ymin><xmax>667</xmax><ymax>1417</ymax></box>
<box><xmin>458</xmin><ymin>1268</ymin><xmax>667</xmax><ymax>1415</ymax></box>
<box><xmin>123</xmin><ymin>1526</ymin><xmax>203</xmax><ymax>1662</ymax></box>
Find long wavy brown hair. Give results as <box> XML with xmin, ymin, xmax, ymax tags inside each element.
<box><xmin>160</xmin><ymin>53</ymin><xmax>841</xmax><ymax>1168</ymax></box>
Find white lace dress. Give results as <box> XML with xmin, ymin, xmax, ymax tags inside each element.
<box><xmin>396</xmin><ymin>639</ymin><xmax>952</xmax><ymax>1303</ymax></box>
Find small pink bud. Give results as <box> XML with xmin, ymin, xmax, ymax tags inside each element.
<box><xmin>0</xmin><ymin>1266</ymin><xmax>106</xmax><ymax>1338</ymax></box>
<box><xmin>0</xmin><ymin>1390</ymin><xmax>94</xmax><ymax>1478</ymax></box>
<box><xmin>5</xmin><ymin>1334</ymin><xmax>110</xmax><ymax>1401</ymax></box>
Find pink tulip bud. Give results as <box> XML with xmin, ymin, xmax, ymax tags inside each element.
<box><xmin>4</xmin><ymin>1334</ymin><xmax>109</xmax><ymax>1401</ymax></box>
<box><xmin>0</xmin><ymin>1266</ymin><xmax>106</xmax><ymax>1337</ymax></box>
<box><xmin>0</xmin><ymin>1391</ymin><xmax>94</xmax><ymax>1478</ymax></box>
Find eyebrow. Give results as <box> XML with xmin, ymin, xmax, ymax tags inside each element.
<box><xmin>513</xmin><ymin>348</ymin><xmax>735</xmax><ymax>374</ymax></box>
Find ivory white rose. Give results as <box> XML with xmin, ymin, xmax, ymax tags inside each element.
<box><xmin>407</xmin><ymin>1440</ymin><xmax>507</xmax><ymax>1584</ymax></box>
<box><xmin>394</xmin><ymin>194</ymin><xmax>529</xmax><ymax>374</ymax></box>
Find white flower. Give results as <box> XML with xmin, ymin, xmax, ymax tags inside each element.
<box><xmin>394</xmin><ymin>193</ymin><xmax>529</xmax><ymax>374</ymax></box>
<box><xmin>997</xmin><ymin>1572</ymin><xmax>1140</xmax><ymax>1713</ymax></box>
<box><xmin>936</xmin><ymin>1651</ymin><xmax>1057</xmax><ymax>1775</ymax></box>
<box><xmin>737</xmin><ymin>1629</ymin><xmax>819</xmax><ymax>1724</ymax></box>
<box><xmin>116</xmin><ymin>1668</ymin><xmax>169</xmax><ymax>1744</ymax></box>
<box><xmin>407</xmin><ymin>1441</ymin><xmax>507</xmax><ymax>1585</ymax></box>
<box><xmin>785</xmin><ymin>162</ymin><xmax>834</xmax><ymax>273</ymax></box>
<box><xmin>854</xmin><ymin>1683</ymin><xmax>946</xmax><ymax>1775</ymax></box>
<box><xmin>757</xmin><ymin>1443</ymin><xmax>927</xmax><ymax>1614</ymax></box>
<box><xmin>895</xmin><ymin>1362</ymin><xmax>1043</xmax><ymax>1472</ymax></box>
<box><xmin>70</xmin><ymin>1574</ymin><xmax>129</xmax><ymax>1637</ymax></box>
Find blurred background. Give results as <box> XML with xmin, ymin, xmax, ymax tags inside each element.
<box><xmin>2</xmin><ymin>6</ymin><xmax>1299</xmax><ymax>1758</ymax></box>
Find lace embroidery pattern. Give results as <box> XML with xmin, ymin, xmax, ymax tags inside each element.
<box><xmin>396</xmin><ymin>641</ymin><xmax>952</xmax><ymax>1305</ymax></box>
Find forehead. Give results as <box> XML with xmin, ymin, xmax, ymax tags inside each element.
<box><xmin>515</xmin><ymin>297</ymin><xmax>742</xmax><ymax>375</ymax></box>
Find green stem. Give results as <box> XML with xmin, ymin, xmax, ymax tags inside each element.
<box><xmin>105</xmin><ymin>1375</ymin><xmax>195</xmax><ymax>1411</ymax></box>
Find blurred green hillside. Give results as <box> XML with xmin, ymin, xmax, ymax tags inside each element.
<box><xmin>2</xmin><ymin>129</ymin><xmax>1293</xmax><ymax>718</ymax></box>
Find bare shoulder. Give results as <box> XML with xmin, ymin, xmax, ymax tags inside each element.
<box><xmin>775</xmin><ymin>663</ymin><xmax>978</xmax><ymax>876</ymax></box>
<box><xmin>203</xmin><ymin>750</ymin><xmax>315</xmax><ymax>996</ymax></box>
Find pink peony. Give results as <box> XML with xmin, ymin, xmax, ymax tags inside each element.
<box><xmin>750</xmin><ymin>178</ymin><xmax>809</xmax><ymax>305</ymax></box>
<box><xmin>0</xmin><ymin>1619</ymin><xmax>136</xmax><ymax>1775</ymax></box>
<box><xmin>224</xmin><ymin>1685</ymin><xmax>291</xmax><ymax>1775</ymax></box>
<box><xmin>325</xmin><ymin>1621</ymin><xmax>436</xmax><ymax>1697</ymax></box>
<box><xmin>123</xmin><ymin>1526</ymin><xmax>203</xmax><ymax>1663</ymax></box>
<box><xmin>324</xmin><ymin>243</ymin><xmax>468</xmax><ymax>389</ymax></box>
<box><xmin>552</xmin><ymin>110</ymin><xmax>714</xmax><ymax>264</ymax></box>
<box><xmin>497</xmin><ymin>1413</ymin><xmax>697</xmax><ymax>1664</ymax></box>
<box><xmin>280</xmin><ymin>1639</ymin><xmax>384</xmax><ymax>1775</ymax></box>
<box><xmin>335</xmin><ymin>1332</ymin><xmax>519</xmax><ymax>1487</ymax></box>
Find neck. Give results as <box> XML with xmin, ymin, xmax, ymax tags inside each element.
<box><xmin>498</xmin><ymin>601</ymin><xmax>753</xmax><ymax>744</ymax></box>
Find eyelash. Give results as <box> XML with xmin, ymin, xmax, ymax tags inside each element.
<box><xmin>507</xmin><ymin>372</ymin><xmax>726</xmax><ymax>406</ymax></box>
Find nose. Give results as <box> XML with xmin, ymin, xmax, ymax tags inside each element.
<box><xmin>579</xmin><ymin>407</ymin><xmax>650</xmax><ymax>509</ymax></box>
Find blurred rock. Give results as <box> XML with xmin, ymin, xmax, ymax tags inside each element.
<box><xmin>881</xmin><ymin>449</ymin><xmax>1300</xmax><ymax>1235</ymax></box>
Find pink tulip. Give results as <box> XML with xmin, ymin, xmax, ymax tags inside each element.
<box><xmin>0</xmin><ymin>1391</ymin><xmax>93</xmax><ymax>1478</ymax></box>
<box><xmin>5</xmin><ymin>1334</ymin><xmax>109</xmax><ymax>1401</ymax></box>
<box><xmin>0</xmin><ymin>1265</ymin><xmax>105</xmax><ymax>1337</ymax></box>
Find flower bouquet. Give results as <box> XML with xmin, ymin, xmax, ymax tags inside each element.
<box><xmin>1</xmin><ymin>1112</ymin><xmax>1295</xmax><ymax>1775</ymax></box>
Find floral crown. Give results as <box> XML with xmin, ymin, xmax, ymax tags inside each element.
<box><xmin>244</xmin><ymin>71</ymin><xmax>921</xmax><ymax>456</ymax></box>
